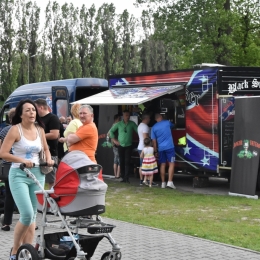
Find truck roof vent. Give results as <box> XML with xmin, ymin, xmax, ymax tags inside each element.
<box><xmin>192</xmin><ymin>63</ymin><xmax>226</xmax><ymax>68</ymax></box>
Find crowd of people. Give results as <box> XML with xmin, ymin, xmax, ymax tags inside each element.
<box><xmin>0</xmin><ymin>99</ymin><xmax>100</xmax><ymax>260</ymax></box>
<box><xmin>0</xmin><ymin>98</ymin><xmax>176</xmax><ymax>260</ymax></box>
<box><xmin>109</xmin><ymin>110</ymin><xmax>176</xmax><ymax>189</ymax></box>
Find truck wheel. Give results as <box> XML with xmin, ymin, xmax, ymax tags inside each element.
<box><xmin>256</xmin><ymin>171</ymin><xmax>260</xmax><ymax>191</ymax></box>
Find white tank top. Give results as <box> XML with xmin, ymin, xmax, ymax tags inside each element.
<box><xmin>11</xmin><ymin>124</ymin><xmax>41</xmax><ymax>168</ymax></box>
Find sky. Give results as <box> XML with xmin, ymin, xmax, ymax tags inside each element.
<box><xmin>34</xmin><ymin>0</ymin><xmax>144</xmax><ymax>18</ymax></box>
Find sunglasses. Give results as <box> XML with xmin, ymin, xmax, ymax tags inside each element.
<box><xmin>124</xmin><ymin>127</ymin><xmax>127</xmax><ymax>133</ymax></box>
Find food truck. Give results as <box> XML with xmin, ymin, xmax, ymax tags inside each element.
<box><xmin>69</xmin><ymin>66</ymin><xmax>260</xmax><ymax>183</ymax></box>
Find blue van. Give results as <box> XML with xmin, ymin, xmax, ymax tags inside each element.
<box><xmin>0</xmin><ymin>78</ymin><xmax>108</xmax><ymax>130</ymax></box>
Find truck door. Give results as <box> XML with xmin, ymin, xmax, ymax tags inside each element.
<box><xmin>52</xmin><ymin>86</ymin><xmax>69</xmax><ymax>118</ymax></box>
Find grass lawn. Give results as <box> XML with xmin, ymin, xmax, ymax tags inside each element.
<box><xmin>103</xmin><ymin>179</ymin><xmax>260</xmax><ymax>252</ymax></box>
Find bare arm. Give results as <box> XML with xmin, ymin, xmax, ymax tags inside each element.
<box><xmin>0</xmin><ymin>126</ymin><xmax>35</xmax><ymax>167</ymax></box>
<box><xmin>67</xmin><ymin>133</ymin><xmax>81</xmax><ymax>146</ymax></box>
<box><xmin>40</xmin><ymin>128</ymin><xmax>52</xmax><ymax>164</ymax></box>
<box><xmin>45</xmin><ymin>129</ymin><xmax>59</xmax><ymax>140</ymax></box>
<box><xmin>59</xmin><ymin>131</ymin><xmax>73</xmax><ymax>143</ymax></box>
<box><xmin>111</xmin><ymin>138</ymin><xmax>120</xmax><ymax>146</ymax></box>
<box><xmin>152</xmin><ymin>139</ymin><xmax>158</xmax><ymax>153</ymax></box>
<box><xmin>140</xmin><ymin>150</ymin><xmax>144</xmax><ymax>158</ymax></box>
<box><xmin>143</xmin><ymin>132</ymin><xmax>149</xmax><ymax>139</ymax></box>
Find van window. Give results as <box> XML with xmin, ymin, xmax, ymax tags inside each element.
<box><xmin>56</xmin><ymin>89</ymin><xmax>67</xmax><ymax>97</ymax></box>
<box><xmin>56</xmin><ymin>100</ymin><xmax>68</xmax><ymax>118</ymax></box>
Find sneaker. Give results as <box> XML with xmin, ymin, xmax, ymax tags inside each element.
<box><xmin>143</xmin><ymin>181</ymin><xmax>149</xmax><ymax>186</ymax></box>
<box><xmin>140</xmin><ymin>180</ymin><xmax>143</xmax><ymax>186</ymax></box>
<box><xmin>161</xmin><ymin>182</ymin><xmax>166</xmax><ymax>188</ymax></box>
<box><xmin>147</xmin><ymin>180</ymin><xmax>158</xmax><ymax>186</ymax></box>
<box><xmin>167</xmin><ymin>182</ymin><xmax>176</xmax><ymax>189</ymax></box>
<box><xmin>149</xmin><ymin>185</ymin><xmax>152</xmax><ymax>188</ymax></box>
<box><xmin>10</xmin><ymin>255</ymin><xmax>16</xmax><ymax>260</ymax></box>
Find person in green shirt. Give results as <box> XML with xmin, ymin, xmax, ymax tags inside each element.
<box><xmin>110</xmin><ymin>110</ymin><xmax>138</xmax><ymax>183</ymax></box>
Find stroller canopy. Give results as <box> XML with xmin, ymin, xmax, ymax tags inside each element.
<box><xmin>53</xmin><ymin>151</ymin><xmax>107</xmax><ymax>207</ymax></box>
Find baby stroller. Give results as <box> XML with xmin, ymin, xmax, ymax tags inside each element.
<box><xmin>16</xmin><ymin>150</ymin><xmax>122</xmax><ymax>260</ymax></box>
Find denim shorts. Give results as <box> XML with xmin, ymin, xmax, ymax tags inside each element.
<box><xmin>113</xmin><ymin>147</ymin><xmax>120</xmax><ymax>165</ymax></box>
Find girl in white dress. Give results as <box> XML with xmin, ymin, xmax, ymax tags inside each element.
<box><xmin>140</xmin><ymin>138</ymin><xmax>158</xmax><ymax>187</ymax></box>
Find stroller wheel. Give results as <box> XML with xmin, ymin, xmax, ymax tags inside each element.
<box><xmin>101</xmin><ymin>251</ymin><xmax>122</xmax><ymax>260</ymax></box>
<box><xmin>17</xmin><ymin>244</ymin><xmax>39</xmax><ymax>260</ymax></box>
<box><xmin>68</xmin><ymin>258</ymin><xmax>91</xmax><ymax>260</ymax></box>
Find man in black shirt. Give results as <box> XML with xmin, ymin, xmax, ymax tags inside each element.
<box><xmin>58</xmin><ymin>120</ymin><xmax>65</xmax><ymax>161</ymax></box>
<box><xmin>35</xmin><ymin>98</ymin><xmax>60</xmax><ymax>189</ymax></box>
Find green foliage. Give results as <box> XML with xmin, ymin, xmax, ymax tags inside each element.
<box><xmin>138</xmin><ymin>0</ymin><xmax>260</xmax><ymax>68</ymax></box>
<box><xmin>0</xmin><ymin>0</ymin><xmax>259</xmax><ymax>99</ymax></box>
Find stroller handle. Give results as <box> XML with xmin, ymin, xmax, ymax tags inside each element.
<box><xmin>19</xmin><ymin>162</ymin><xmax>59</xmax><ymax>171</ymax></box>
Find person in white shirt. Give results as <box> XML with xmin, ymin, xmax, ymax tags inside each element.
<box><xmin>137</xmin><ymin>113</ymin><xmax>150</xmax><ymax>185</ymax></box>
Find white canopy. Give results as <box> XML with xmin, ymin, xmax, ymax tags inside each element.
<box><xmin>73</xmin><ymin>85</ymin><xmax>184</xmax><ymax>105</ymax></box>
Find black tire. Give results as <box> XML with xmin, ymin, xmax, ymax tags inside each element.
<box><xmin>101</xmin><ymin>251</ymin><xmax>121</xmax><ymax>260</ymax></box>
<box><xmin>17</xmin><ymin>244</ymin><xmax>39</xmax><ymax>260</ymax></box>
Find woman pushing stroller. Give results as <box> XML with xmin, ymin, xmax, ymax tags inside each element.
<box><xmin>0</xmin><ymin>99</ymin><xmax>54</xmax><ymax>260</ymax></box>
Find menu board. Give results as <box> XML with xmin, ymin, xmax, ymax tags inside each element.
<box><xmin>219</xmin><ymin>96</ymin><xmax>235</xmax><ymax>167</ymax></box>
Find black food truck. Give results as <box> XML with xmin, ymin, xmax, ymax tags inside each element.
<box><xmin>74</xmin><ymin>65</ymin><xmax>260</xmax><ymax>187</ymax></box>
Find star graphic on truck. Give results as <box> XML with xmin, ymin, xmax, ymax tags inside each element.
<box><xmin>183</xmin><ymin>145</ymin><xmax>192</xmax><ymax>155</ymax></box>
<box><xmin>201</xmin><ymin>156</ymin><xmax>210</xmax><ymax>166</ymax></box>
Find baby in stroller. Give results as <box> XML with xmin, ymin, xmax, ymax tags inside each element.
<box><xmin>17</xmin><ymin>150</ymin><xmax>121</xmax><ymax>260</ymax></box>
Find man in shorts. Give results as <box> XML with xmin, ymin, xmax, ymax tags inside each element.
<box><xmin>151</xmin><ymin>113</ymin><xmax>176</xmax><ymax>189</ymax></box>
<box><xmin>35</xmin><ymin>98</ymin><xmax>60</xmax><ymax>189</ymax></box>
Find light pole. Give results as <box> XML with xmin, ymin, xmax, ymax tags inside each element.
<box><xmin>28</xmin><ymin>54</ymin><xmax>37</xmax><ymax>84</ymax></box>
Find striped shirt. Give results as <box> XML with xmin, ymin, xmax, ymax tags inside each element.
<box><xmin>0</xmin><ymin>125</ymin><xmax>12</xmax><ymax>164</ymax></box>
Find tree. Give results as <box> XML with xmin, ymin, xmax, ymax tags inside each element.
<box><xmin>139</xmin><ymin>9</ymin><xmax>174</xmax><ymax>72</ymax></box>
<box><xmin>44</xmin><ymin>0</ymin><xmax>63</xmax><ymax>80</ymax></box>
<box><xmin>27</xmin><ymin>1</ymin><xmax>42</xmax><ymax>83</ymax></box>
<box><xmin>231</xmin><ymin>0</ymin><xmax>260</xmax><ymax>66</ymax></box>
<box><xmin>98</xmin><ymin>3</ymin><xmax>119</xmax><ymax>78</ymax></box>
<box><xmin>59</xmin><ymin>3</ymin><xmax>81</xmax><ymax>79</ymax></box>
<box><xmin>0</xmin><ymin>0</ymin><xmax>20</xmax><ymax>99</ymax></box>
<box><xmin>136</xmin><ymin>0</ymin><xmax>260</xmax><ymax>67</ymax></box>
<box><xmin>118</xmin><ymin>10</ymin><xmax>137</xmax><ymax>74</ymax></box>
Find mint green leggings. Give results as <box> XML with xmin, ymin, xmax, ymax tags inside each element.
<box><xmin>9</xmin><ymin>167</ymin><xmax>45</xmax><ymax>226</ymax></box>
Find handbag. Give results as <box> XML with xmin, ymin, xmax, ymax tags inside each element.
<box><xmin>37</xmin><ymin>127</ymin><xmax>53</xmax><ymax>175</ymax></box>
